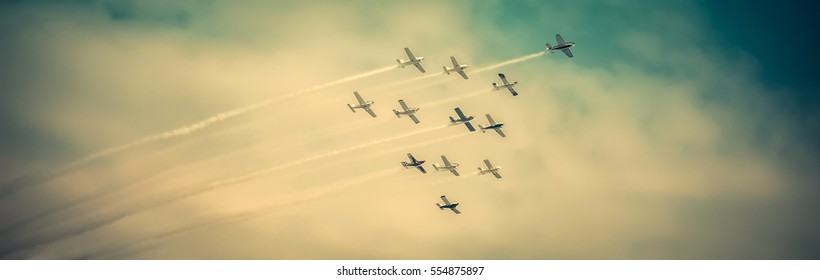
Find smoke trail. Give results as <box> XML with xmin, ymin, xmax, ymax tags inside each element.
<box><xmin>423</xmin><ymin>88</ymin><xmax>495</xmax><ymax>108</ymax></box>
<box><xmin>80</xmin><ymin>168</ymin><xmax>407</xmax><ymax>259</ymax></box>
<box><xmin>473</xmin><ymin>51</ymin><xmax>545</xmax><ymax>73</ymax></box>
<box><xmin>82</xmin><ymin>133</ymin><xmax>469</xmax><ymax>259</ymax></box>
<box><xmin>209</xmin><ymin>124</ymin><xmax>447</xmax><ymax>187</ymax></box>
<box><xmin>0</xmin><ymin>65</ymin><xmax>396</xmax><ymax>199</ymax></box>
<box><xmin>0</xmin><ymin>116</ymin><xmax>377</xmax><ymax>239</ymax></box>
<box><xmin>0</xmin><ymin>125</ymin><xmax>447</xmax><ymax>257</ymax></box>
<box><xmin>366</xmin><ymin>72</ymin><xmax>442</xmax><ymax>92</ymax></box>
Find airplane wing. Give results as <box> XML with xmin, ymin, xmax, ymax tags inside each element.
<box><xmin>416</xmin><ymin>165</ymin><xmax>427</xmax><ymax>174</ymax></box>
<box><xmin>364</xmin><ymin>106</ymin><xmax>377</xmax><ymax>118</ymax></box>
<box><xmin>463</xmin><ymin>121</ymin><xmax>476</xmax><ymax>132</ymax></box>
<box><xmin>398</xmin><ymin>99</ymin><xmax>410</xmax><ymax>111</ymax></box>
<box><xmin>440</xmin><ymin>195</ymin><xmax>451</xmax><ymax>205</ymax></box>
<box><xmin>562</xmin><ymin>48</ymin><xmax>574</xmax><ymax>58</ymax></box>
<box><xmin>492</xmin><ymin>171</ymin><xmax>502</xmax><ymax>179</ymax></box>
<box><xmin>449</xmin><ymin>169</ymin><xmax>460</xmax><ymax>176</ymax></box>
<box><xmin>556</xmin><ymin>34</ymin><xmax>566</xmax><ymax>45</ymax></box>
<box><xmin>413</xmin><ymin>62</ymin><xmax>426</xmax><ymax>73</ymax></box>
<box><xmin>494</xmin><ymin>128</ymin><xmax>506</xmax><ymax>137</ymax></box>
<box><xmin>408</xmin><ymin>113</ymin><xmax>420</xmax><ymax>124</ymax></box>
<box><xmin>450</xmin><ymin>207</ymin><xmax>461</xmax><ymax>214</ymax></box>
<box><xmin>454</xmin><ymin>107</ymin><xmax>467</xmax><ymax>119</ymax></box>
<box><xmin>441</xmin><ymin>156</ymin><xmax>452</xmax><ymax>167</ymax></box>
<box><xmin>353</xmin><ymin>91</ymin><xmax>365</xmax><ymax>105</ymax></box>
<box><xmin>507</xmin><ymin>87</ymin><xmax>518</xmax><ymax>96</ymax></box>
<box><xmin>404</xmin><ymin>47</ymin><xmax>416</xmax><ymax>60</ymax></box>
<box><xmin>483</xmin><ymin>159</ymin><xmax>494</xmax><ymax>169</ymax></box>
<box><xmin>457</xmin><ymin>69</ymin><xmax>469</xmax><ymax>80</ymax></box>
<box><xmin>407</xmin><ymin>153</ymin><xmax>417</xmax><ymax>163</ymax></box>
<box><xmin>486</xmin><ymin>114</ymin><xmax>497</xmax><ymax>125</ymax></box>
<box><xmin>450</xmin><ymin>56</ymin><xmax>460</xmax><ymax>68</ymax></box>
<box><xmin>499</xmin><ymin>73</ymin><xmax>510</xmax><ymax>85</ymax></box>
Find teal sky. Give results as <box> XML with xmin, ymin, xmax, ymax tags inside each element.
<box><xmin>0</xmin><ymin>0</ymin><xmax>818</xmax><ymax>259</ymax></box>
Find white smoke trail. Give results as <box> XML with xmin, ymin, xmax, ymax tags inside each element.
<box><xmin>366</xmin><ymin>72</ymin><xmax>442</xmax><ymax>92</ymax></box>
<box><xmin>473</xmin><ymin>51</ymin><xmax>545</xmax><ymax>73</ymax></box>
<box><xmin>83</xmin><ymin>168</ymin><xmax>407</xmax><ymax>259</ymax></box>
<box><xmin>423</xmin><ymin>88</ymin><xmax>495</xmax><ymax>108</ymax></box>
<box><xmin>209</xmin><ymin>124</ymin><xmax>447</xmax><ymax>187</ymax></box>
<box><xmin>44</xmin><ymin>65</ymin><xmax>398</xmax><ymax>178</ymax></box>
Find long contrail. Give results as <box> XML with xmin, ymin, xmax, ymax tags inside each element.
<box><xmin>0</xmin><ymin>125</ymin><xmax>447</xmax><ymax>257</ymax></box>
<box><xmin>473</xmin><ymin>51</ymin><xmax>545</xmax><ymax>73</ymax></box>
<box><xmin>82</xmin><ymin>133</ymin><xmax>470</xmax><ymax>259</ymax></box>
<box><xmin>81</xmin><ymin>168</ymin><xmax>408</xmax><ymax>259</ymax></box>
<box><xmin>209</xmin><ymin>124</ymin><xmax>447</xmax><ymax>187</ymax></box>
<box><xmin>0</xmin><ymin>65</ymin><xmax>396</xmax><ymax>199</ymax></box>
<box><xmin>0</xmin><ymin>117</ymin><xmax>370</xmax><ymax>238</ymax></box>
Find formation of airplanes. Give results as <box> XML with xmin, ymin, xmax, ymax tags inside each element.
<box><xmin>350</xmin><ymin>34</ymin><xmax>575</xmax><ymax>215</ymax></box>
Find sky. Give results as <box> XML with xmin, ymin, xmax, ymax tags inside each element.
<box><xmin>0</xmin><ymin>0</ymin><xmax>818</xmax><ymax>259</ymax></box>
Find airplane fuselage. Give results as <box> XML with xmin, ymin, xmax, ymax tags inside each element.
<box><xmin>492</xmin><ymin>82</ymin><xmax>518</xmax><ymax>90</ymax></box>
<box><xmin>481</xmin><ymin>123</ymin><xmax>504</xmax><ymax>130</ymax></box>
<box><xmin>395</xmin><ymin>108</ymin><xmax>419</xmax><ymax>115</ymax></box>
<box><xmin>449</xmin><ymin>116</ymin><xmax>474</xmax><ymax>125</ymax></box>
<box><xmin>439</xmin><ymin>203</ymin><xmax>459</xmax><ymax>210</ymax></box>
<box><xmin>478</xmin><ymin>167</ymin><xmax>501</xmax><ymax>175</ymax></box>
<box><xmin>433</xmin><ymin>163</ymin><xmax>459</xmax><ymax>170</ymax></box>
<box><xmin>444</xmin><ymin>65</ymin><xmax>468</xmax><ymax>74</ymax></box>
<box><xmin>403</xmin><ymin>160</ymin><xmax>426</xmax><ymax>167</ymax></box>
<box><xmin>350</xmin><ymin>101</ymin><xmax>374</xmax><ymax>109</ymax></box>
<box><xmin>397</xmin><ymin>57</ymin><xmax>424</xmax><ymax>67</ymax></box>
<box><xmin>548</xmin><ymin>42</ymin><xmax>575</xmax><ymax>52</ymax></box>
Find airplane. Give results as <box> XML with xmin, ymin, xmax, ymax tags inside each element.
<box><xmin>477</xmin><ymin>159</ymin><xmax>502</xmax><ymax>179</ymax></box>
<box><xmin>436</xmin><ymin>195</ymin><xmax>461</xmax><ymax>214</ymax></box>
<box><xmin>396</xmin><ymin>47</ymin><xmax>426</xmax><ymax>73</ymax></box>
<box><xmin>432</xmin><ymin>155</ymin><xmax>460</xmax><ymax>176</ymax></box>
<box><xmin>347</xmin><ymin>91</ymin><xmax>376</xmax><ymax>118</ymax></box>
<box><xmin>443</xmin><ymin>56</ymin><xmax>469</xmax><ymax>79</ymax></box>
<box><xmin>492</xmin><ymin>73</ymin><xmax>519</xmax><ymax>96</ymax></box>
<box><xmin>478</xmin><ymin>114</ymin><xmax>506</xmax><ymax>137</ymax></box>
<box><xmin>448</xmin><ymin>107</ymin><xmax>475</xmax><ymax>132</ymax></box>
<box><xmin>401</xmin><ymin>153</ymin><xmax>427</xmax><ymax>174</ymax></box>
<box><xmin>392</xmin><ymin>99</ymin><xmax>420</xmax><ymax>124</ymax></box>
<box><xmin>546</xmin><ymin>33</ymin><xmax>575</xmax><ymax>58</ymax></box>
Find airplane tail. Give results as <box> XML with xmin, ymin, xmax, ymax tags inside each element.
<box><xmin>478</xmin><ymin>167</ymin><xmax>485</xmax><ymax>173</ymax></box>
<box><xmin>443</xmin><ymin>66</ymin><xmax>450</xmax><ymax>74</ymax></box>
<box><xmin>432</xmin><ymin>163</ymin><xmax>442</xmax><ymax>171</ymax></box>
<box><xmin>347</xmin><ymin>104</ymin><xmax>356</xmax><ymax>112</ymax></box>
<box><xmin>478</xmin><ymin>124</ymin><xmax>486</xmax><ymax>132</ymax></box>
<box><xmin>401</xmin><ymin>161</ymin><xmax>409</xmax><ymax>168</ymax></box>
<box><xmin>492</xmin><ymin>82</ymin><xmax>499</xmax><ymax>90</ymax></box>
<box><xmin>545</xmin><ymin>43</ymin><xmax>553</xmax><ymax>51</ymax></box>
<box><xmin>396</xmin><ymin>59</ymin><xmax>404</xmax><ymax>67</ymax></box>
<box><xmin>393</xmin><ymin>109</ymin><xmax>401</xmax><ymax>118</ymax></box>
<box><xmin>436</xmin><ymin>203</ymin><xmax>444</xmax><ymax>209</ymax></box>
<box><xmin>448</xmin><ymin>116</ymin><xmax>456</xmax><ymax>123</ymax></box>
